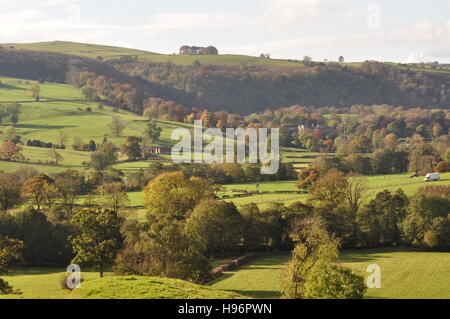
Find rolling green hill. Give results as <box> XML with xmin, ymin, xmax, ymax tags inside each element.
<box><xmin>2</xmin><ymin>41</ymin><xmax>306</xmax><ymax>67</ymax></box>
<box><xmin>2</xmin><ymin>41</ymin><xmax>160</xmax><ymax>60</ymax></box>
<box><xmin>0</xmin><ymin>76</ymin><xmax>189</xmax><ymax>174</ymax></box>
<box><xmin>69</xmin><ymin>276</ymin><xmax>246</xmax><ymax>299</ymax></box>
<box><xmin>0</xmin><ymin>269</ymin><xmax>245</xmax><ymax>299</ymax></box>
<box><xmin>5</xmin><ymin>41</ymin><xmax>450</xmax><ymax>73</ymax></box>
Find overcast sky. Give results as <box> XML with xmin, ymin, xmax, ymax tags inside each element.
<box><xmin>0</xmin><ymin>0</ymin><xmax>449</xmax><ymax>63</ymax></box>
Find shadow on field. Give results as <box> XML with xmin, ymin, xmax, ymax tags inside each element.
<box><xmin>234</xmin><ymin>290</ymin><xmax>282</xmax><ymax>299</ymax></box>
<box><xmin>8</xmin><ymin>268</ymin><xmax>63</xmax><ymax>276</ymax></box>
<box><xmin>0</xmin><ymin>84</ymin><xmax>26</xmax><ymax>91</ymax></box>
<box><xmin>14</xmin><ymin>124</ymin><xmax>77</xmax><ymax>130</ymax></box>
<box><xmin>339</xmin><ymin>248</ymin><xmax>413</xmax><ymax>263</ymax></box>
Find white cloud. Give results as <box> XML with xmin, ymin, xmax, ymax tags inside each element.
<box><xmin>223</xmin><ymin>19</ymin><xmax>450</xmax><ymax>62</ymax></box>
<box><xmin>0</xmin><ymin>9</ymin><xmax>256</xmax><ymax>44</ymax></box>
<box><xmin>262</xmin><ymin>0</ymin><xmax>358</xmax><ymax>33</ymax></box>
<box><xmin>40</xmin><ymin>0</ymin><xmax>80</xmax><ymax>6</ymax></box>
<box><xmin>143</xmin><ymin>13</ymin><xmax>257</xmax><ymax>33</ymax></box>
<box><xmin>0</xmin><ymin>0</ymin><xmax>78</xmax><ymax>8</ymax></box>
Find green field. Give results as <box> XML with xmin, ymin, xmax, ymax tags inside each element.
<box><xmin>210</xmin><ymin>253</ymin><xmax>290</xmax><ymax>298</ymax></box>
<box><xmin>99</xmin><ymin>172</ymin><xmax>450</xmax><ymax>211</ymax></box>
<box><xmin>2</xmin><ymin>248</ymin><xmax>448</xmax><ymax>299</ymax></box>
<box><xmin>0</xmin><ymin>268</ymin><xmax>109</xmax><ymax>299</ymax></box>
<box><xmin>0</xmin><ymin>76</ymin><xmax>188</xmax><ymax>147</ymax></box>
<box><xmin>69</xmin><ymin>276</ymin><xmax>245</xmax><ymax>299</ymax></box>
<box><xmin>0</xmin><ymin>76</ymin><xmax>194</xmax><ymax>174</ymax></box>
<box><xmin>0</xmin><ymin>269</ymin><xmax>243</xmax><ymax>299</ymax></box>
<box><xmin>222</xmin><ymin>172</ymin><xmax>450</xmax><ymax>208</ymax></box>
<box><xmin>211</xmin><ymin>249</ymin><xmax>450</xmax><ymax>299</ymax></box>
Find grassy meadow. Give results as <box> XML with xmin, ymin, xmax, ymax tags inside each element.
<box><xmin>0</xmin><ymin>269</ymin><xmax>243</xmax><ymax>299</ymax></box>
<box><xmin>221</xmin><ymin>172</ymin><xmax>450</xmax><ymax>208</ymax></box>
<box><xmin>0</xmin><ymin>76</ymin><xmax>192</xmax><ymax>174</ymax></box>
<box><xmin>2</xmin><ymin>248</ymin><xmax>449</xmax><ymax>299</ymax></box>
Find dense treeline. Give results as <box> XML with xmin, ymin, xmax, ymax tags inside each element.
<box><xmin>117</xmin><ymin>60</ymin><xmax>450</xmax><ymax>114</ymax></box>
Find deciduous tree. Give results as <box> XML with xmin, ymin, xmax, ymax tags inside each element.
<box><xmin>70</xmin><ymin>208</ymin><xmax>123</xmax><ymax>278</ymax></box>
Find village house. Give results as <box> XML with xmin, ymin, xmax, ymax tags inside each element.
<box><xmin>179</xmin><ymin>45</ymin><xmax>219</xmax><ymax>55</ymax></box>
<box><xmin>141</xmin><ymin>146</ymin><xmax>172</xmax><ymax>159</ymax></box>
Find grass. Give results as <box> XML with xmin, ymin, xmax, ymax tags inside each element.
<box><xmin>210</xmin><ymin>248</ymin><xmax>450</xmax><ymax>299</ymax></box>
<box><xmin>2</xmin><ymin>249</ymin><xmax>449</xmax><ymax>299</ymax></box>
<box><xmin>0</xmin><ymin>268</ymin><xmax>109</xmax><ymax>299</ymax></box>
<box><xmin>341</xmin><ymin>248</ymin><xmax>450</xmax><ymax>299</ymax></box>
<box><xmin>224</xmin><ymin>193</ymin><xmax>308</xmax><ymax>208</ymax></box>
<box><xmin>210</xmin><ymin>253</ymin><xmax>290</xmax><ymax>299</ymax></box>
<box><xmin>0</xmin><ymin>269</ymin><xmax>244</xmax><ymax>299</ymax></box>
<box><xmin>221</xmin><ymin>172</ymin><xmax>450</xmax><ymax>208</ymax></box>
<box><xmin>69</xmin><ymin>276</ymin><xmax>245</xmax><ymax>299</ymax></box>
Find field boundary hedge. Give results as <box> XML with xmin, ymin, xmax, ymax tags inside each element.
<box><xmin>211</xmin><ymin>253</ymin><xmax>258</xmax><ymax>280</ymax></box>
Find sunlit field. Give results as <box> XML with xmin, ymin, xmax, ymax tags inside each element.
<box><xmin>211</xmin><ymin>249</ymin><xmax>450</xmax><ymax>299</ymax></box>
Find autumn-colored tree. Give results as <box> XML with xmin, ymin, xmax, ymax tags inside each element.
<box><xmin>54</xmin><ymin>170</ymin><xmax>84</xmax><ymax>218</ymax></box>
<box><xmin>200</xmin><ymin>110</ymin><xmax>215</xmax><ymax>128</ymax></box>
<box><xmin>21</xmin><ymin>174</ymin><xmax>56</xmax><ymax>210</ymax></box>
<box><xmin>0</xmin><ymin>142</ymin><xmax>23</xmax><ymax>161</ymax></box>
<box><xmin>408</xmin><ymin>143</ymin><xmax>440</xmax><ymax>176</ymax></box>
<box><xmin>308</xmin><ymin>171</ymin><xmax>363</xmax><ymax>245</ymax></box>
<box><xmin>383</xmin><ymin>133</ymin><xmax>398</xmax><ymax>150</ymax></box>
<box><xmin>349</xmin><ymin>135</ymin><xmax>372</xmax><ymax>154</ymax></box>
<box><xmin>296</xmin><ymin>166</ymin><xmax>321</xmax><ymax>191</ymax></box>
<box><xmin>432</xmin><ymin>122</ymin><xmax>443</xmax><ymax>138</ymax></box>
<box><xmin>308</xmin><ymin>171</ymin><xmax>349</xmax><ymax>207</ymax></box>
<box><xmin>435</xmin><ymin>161</ymin><xmax>450</xmax><ymax>173</ymax></box>
<box><xmin>144</xmin><ymin>171</ymin><xmax>219</xmax><ymax>222</ymax></box>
